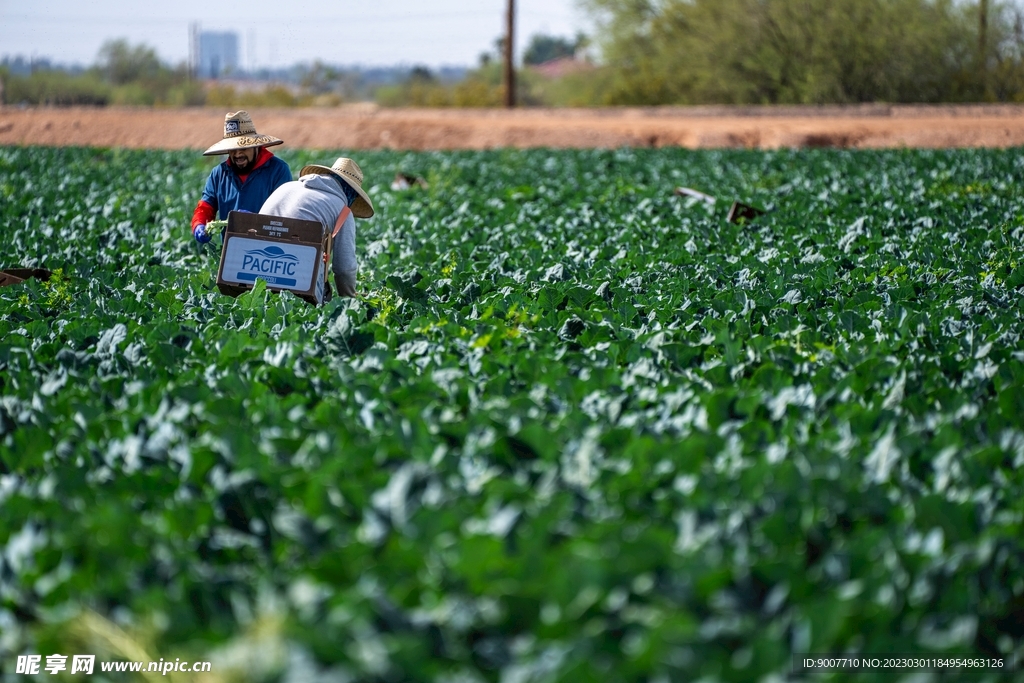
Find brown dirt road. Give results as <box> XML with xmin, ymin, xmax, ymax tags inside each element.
<box><xmin>2</xmin><ymin>104</ymin><xmax>1024</xmax><ymax>150</ymax></box>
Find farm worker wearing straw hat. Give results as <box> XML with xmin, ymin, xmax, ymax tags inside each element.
<box><xmin>190</xmin><ymin>111</ymin><xmax>292</xmax><ymax>244</ymax></box>
<box><xmin>259</xmin><ymin>158</ymin><xmax>374</xmax><ymax>298</ymax></box>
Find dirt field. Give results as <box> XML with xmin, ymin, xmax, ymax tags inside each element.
<box><xmin>2</xmin><ymin>104</ymin><xmax>1024</xmax><ymax>150</ymax></box>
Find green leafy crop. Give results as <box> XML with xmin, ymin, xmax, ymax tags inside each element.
<box><xmin>1</xmin><ymin>145</ymin><xmax>1023</xmax><ymax>682</ymax></box>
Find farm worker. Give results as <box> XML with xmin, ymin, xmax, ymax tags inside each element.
<box><xmin>191</xmin><ymin>111</ymin><xmax>292</xmax><ymax>244</ymax></box>
<box><xmin>259</xmin><ymin>158</ymin><xmax>374</xmax><ymax>298</ymax></box>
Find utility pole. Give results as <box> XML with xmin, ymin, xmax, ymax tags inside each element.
<box><xmin>248</xmin><ymin>29</ymin><xmax>256</xmax><ymax>76</ymax></box>
<box><xmin>504</xmin><ymin>0</ymin><xmax>516</xmax><ymax>108</ymax></box>
<box><xmin>979</xmin><ymin>0</ymin><xmax>989</xmax><ymax>98</ymax></box>
<box><xmin>979</xmin><ymin>0</ymin><xmax>988</xmax><ymax>57</ymax></box>
<box><xmin>189</xmin><ymin>22</ymin><xmax>200</xmax><ymax>80</ymax></box>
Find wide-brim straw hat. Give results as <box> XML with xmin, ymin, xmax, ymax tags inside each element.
<box><xmin>203</xmin><ymin>110</ymin><xmax>283</xmax><ymax>156</ymax></box>
<box><xmin>299</xmin><ymin>157</ymin><xmax>375</xmax><ymax>218</ymax></box>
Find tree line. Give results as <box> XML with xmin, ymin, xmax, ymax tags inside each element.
<box><xmin>3</xmin><ymin>1</ymin><xmax>1023</xmax><ymax>108</ymax></box>
<box><xmin>1</xmin><ymin>41</ymin><xmax>205</xmax><ymax>106</ymax></box>
<box><xmin>582</xmin><ymin>0</ymin><xmax>1024</xmax><ymax>104</ymax></box>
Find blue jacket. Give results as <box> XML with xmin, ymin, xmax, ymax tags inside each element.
<box><xmin>201</xmin><ymin>151</ymin><xmax>292</xmax><ymax>219</ymax></box>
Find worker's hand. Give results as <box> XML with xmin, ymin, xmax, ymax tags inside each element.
<box><xmin>194</xmin><ymin>224</ymin><xmax>212</xmax><ymax>244</ymax></box>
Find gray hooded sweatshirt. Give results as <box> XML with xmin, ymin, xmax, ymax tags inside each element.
<box><xmin>259</xmin><ymin>174</ymin><xmax>358</xmax><ymax>296</ymax></box>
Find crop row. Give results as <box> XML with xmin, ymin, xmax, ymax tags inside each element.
<box><xmin>1</xmin><ymin>145</ymin><xmax>1023</xmax><ymax>681</ymax></box>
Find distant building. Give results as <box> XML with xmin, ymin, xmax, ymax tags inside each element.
<box><xmin>199</xmin><ymin>32</ymin><xmax>239</xmax><ymax>78</ymax></box>
<box><xmin>531</xmin><ymin>56</ymin><xmax>595</xmax><ymax>80</ymax></box>
<box><xmin>1</xmin><ymin>56</ymin><xmax>49</xmax><ymax>76</ymax></box>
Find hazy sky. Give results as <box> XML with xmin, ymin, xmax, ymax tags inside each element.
<box><xmin>0</xmin><ymin>0</ymin><xmax>589</xmax><ymax>69</ymax></box>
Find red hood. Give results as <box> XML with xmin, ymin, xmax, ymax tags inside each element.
<box><xmin>232</xmin><ymin>147</ymin><xmax>274</xmax><ymax>181</ymax></box>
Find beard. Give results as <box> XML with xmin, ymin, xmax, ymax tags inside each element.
<box><xmin>232</xmin><ymin>151</ymin><xmax>257</xmax><ymax>173</ymax></box>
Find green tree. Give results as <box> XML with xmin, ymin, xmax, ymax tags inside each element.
<box><xmin>523</xmin><ymin>33</ymin><xmax>583</xmax><ymax>65</ymax></box>
<box><xmin>408</xmin><ymin>66</ymin><xmax>436</xmax><ymax>84</ymax></box>
<box><xmin>97</xmin><ymin>39</ymin><xmax>162</xmax><ymax>85</ymax></box>
<box><xmin>581</xmin><ymin>0</ymin><xmax>1024</xmax><ymax>104</ymax></box>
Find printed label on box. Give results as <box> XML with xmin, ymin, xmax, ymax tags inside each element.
<box><xmin>221</xmin><ymin>237</ymin><xmax>318</xmax><ymax>291</ymax></box>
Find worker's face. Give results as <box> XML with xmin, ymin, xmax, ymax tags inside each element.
<box><xmin>230</xmin><ymin>147</ymin><xmax>257</xmax><ymax>172</ymax></box>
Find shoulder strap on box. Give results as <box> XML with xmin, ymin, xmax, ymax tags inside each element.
<box><xmin>332</xmin><ymin>206</ymin><xmax>352</xmax><ymax>239</ymax></box>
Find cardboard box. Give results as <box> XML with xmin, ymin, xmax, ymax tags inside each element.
<box><xmin>216</xmin><ymin>211</ymin><xmax>330</xmax><ymax>305</ymax></box>
<box><xmin>0</xmin><ymin>268</ymin><xmax>52</xmax><ymax>288</ymax></box>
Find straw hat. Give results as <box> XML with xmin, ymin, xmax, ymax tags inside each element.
<box><xmin>300</xmin><ymin>158</ymin><xmax>375</xmax><ymax>218</ymax></box>
<box><xmin>203</xmin><ymin>111</ymin><xmax>283</xmax><ymax>156</ymax></box>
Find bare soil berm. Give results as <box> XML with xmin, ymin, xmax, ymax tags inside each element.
<box><xmin>2</xmin><ymin>104</ymin><xmax>1024</xmax><ymax>150</ymax></box>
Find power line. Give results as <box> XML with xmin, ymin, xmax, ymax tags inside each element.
<box><xmin>1</xmin><ymin>8</ymin><xmax>579</xmax><ymax>31</ymax></box>
<box><xmin>0</xmin><ymin>10</ymin><xmax>504</xmax><ymax>25</ymax></box>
